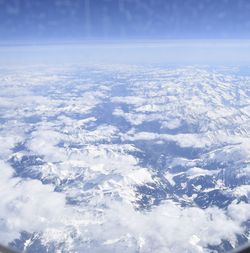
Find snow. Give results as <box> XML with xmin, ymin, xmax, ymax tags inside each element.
<box><xmin>186</xmin><ymin>167</ymin><xmax>218</xmax><ymax>179</ymax></box>
<box><xmin>0</xmin><ymin>64</ymin><xmax>249</xmax><ymax>252</ymax></box>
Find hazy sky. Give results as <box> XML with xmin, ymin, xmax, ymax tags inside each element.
<box><xmin>1</xmin><ymin>0</ymin><xmax>250</xmax><ymax>66</ymax></box>
<box><xmin>1</xmin><ymin>0</ymin><xmax>250</xmax><ymax>42</ymax></box>
<box><xmin>1</xmin><ymin>40</ymin><xmax>250</xmax><ymax>66</ymax></box>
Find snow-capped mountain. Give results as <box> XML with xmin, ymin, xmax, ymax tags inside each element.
<box><xmin>0</xmin><ymin>64</ymin><xmax>249</xmax><ymax>253</ymax></box>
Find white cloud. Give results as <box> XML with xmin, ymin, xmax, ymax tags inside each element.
<box><xmin>0</xmin><ymin>160</ymin><xmax>71</xmax><ymax>244</ymax></box>
<box><xmin>27</xmin><ymin>128</ymin><xmax>67</xmax><ymax>162</ymax></box>
<box><xmin>186</xmin><ymin>167</ymin><xmax>219</xmax><ymax>179</ymax></box>
<box><xmin>76</xmin><ymin>200</ymin><xmax>245</xmax><ymax>253</ymax></box>
<box><xmin>161</xmin><ymin>118</ymin><xmax>182</xmax><ymax>130</ymax></box>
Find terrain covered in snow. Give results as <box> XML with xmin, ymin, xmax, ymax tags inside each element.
<box><xmin>0</xmin><ymin>64</ymin><xmax>250</xmax><ymax>252</ymax></box>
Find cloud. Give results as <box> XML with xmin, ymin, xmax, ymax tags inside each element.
<box><xmin>26</xmin><ymin>127</ymin><xmax>67</xmax><ymax>162</ymax></box>
<box><xmin>72</xmin><ymin>200</ymin><xmax>247</xmax><ymax>253</ymax></box>
<box><xmin>0</xmin><ymin>160</ymin><xmax>71</xmax><ymax>244</ymax></box>
<box><xmin>0</xmin><ymin>156</ymin><xmax>249</xmax><ymax>253</ymax></box>
<box><xmin>186</xmin><ymin>167</ymin><xmax>219</xmax><ymax>179</ymax></box>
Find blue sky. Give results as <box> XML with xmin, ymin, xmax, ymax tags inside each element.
<box><xmin>1</xmin><ymin>0</ymin><xmax>250</xmax><ymax>42</ymax></box>
<box><xmin>1</xmin><ymin>0</ymin><xmax>250</xmax><ymax>66</ymax></box>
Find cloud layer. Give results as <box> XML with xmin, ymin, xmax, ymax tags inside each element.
<box><xmin>0</xmin><ymin>64</ymin><xmax>249</xmax><ymax>252</ymax></box>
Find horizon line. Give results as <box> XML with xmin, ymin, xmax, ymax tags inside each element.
<box><xmin>2</xmin><ymin>39</ymin><xmax>250</xmax><ymax>47</ymax></box>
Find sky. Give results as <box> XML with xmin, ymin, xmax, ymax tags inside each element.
<box><xmin>1</xmin><ymin>0</ymin><xmax>250</xmax><ymax>42</ymax></box>
<box><xmin>2</xmin><ymin>41</ymin><xmax>250</xmax><ymax>66</ymax></box>
<box><xmin>1</xmin><ymin>0</ymin><xmax>250</xmax><ymax>66</ymax></box>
